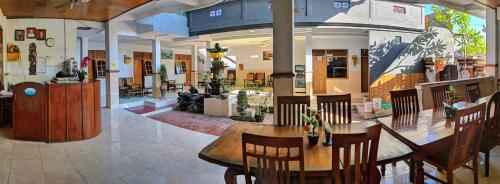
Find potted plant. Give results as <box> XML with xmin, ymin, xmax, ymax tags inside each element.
<box><xmin>160</xmin><ymin>65</ymin><xmax>168</xmax><ymax>96</ymax></box>
<box><xmin>237</xmin><ymin>90</ymin><xmax>249</xmax><ymax>117</ymax></box>
<box><xmin>303</xmin><ymin>108</ymin><xmax>320</xmax><ymax>145</ymax></box>
<box><xmin>443</xmin><ymin>86</ymin><xmax>460</xmax><ymax>119</ymax></box>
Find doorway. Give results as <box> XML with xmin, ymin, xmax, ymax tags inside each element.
<box><xmin>312</xmin><ymin>50</ymin><xmax>327</xmax><ymax>94</ymax></box>
<box><xmin>361</xmin><ymin>49</ymin><xmax>369</xmax><ymax>93</ymax></box>
<box><xmin>133</xmin><ymin>52</ymin><xmax>144</xmax><ymax>88</ymax></box>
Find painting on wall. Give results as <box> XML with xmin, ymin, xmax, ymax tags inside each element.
<box><xmin>14</xmin><ymin>30</ymin><xmax>25</xmax><ymax>41</ymax></box>
<box><xmin>263</xmin><ymin>51</ymin><xmax>273</xmax><ymax>61</ymax></box>
<box><xmin>238</xmin><ymin>64</ymin><xmax>244</xmax><ymax>70</ymax></box>
<box><xmin>26</xmin><ymin>28</ymin><xmax>36</xmax><ymax>39</ymax></box>
<box><xmin>161</xmin><ymin>50</ymin><xmax>174</xmax><ymax>59</ymax></box>
<box><xmin>36</xmin><ymin>29</ymin><xmax>46</xmax><ymax>40</ymax></box>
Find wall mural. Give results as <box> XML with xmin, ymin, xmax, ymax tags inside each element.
<box><xmin>29</xmin><ymin>43</ymin><xmax>37</xmax><ymax>75</ymax></box>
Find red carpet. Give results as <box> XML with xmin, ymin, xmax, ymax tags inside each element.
<box><xmin>148</xmin><ymin>110</ymin><xmax>272</xmax><ymax>136</ymax></box>
<box><xmin>125</xmin><ymin>104</ymin><xmax>176</xmax><ymax>114</ymax></box>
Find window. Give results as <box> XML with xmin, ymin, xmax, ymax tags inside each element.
<box><xmin>326</xmin><ymin>50</ymin><xmax>348</xmax><ymax>78</ymax></box>
<box><xmin>144</xmin><ymin>60</ymin><xmax>153</xmax><ymax>76</ymax></box>
<box><xmin>95</xmin><ymin>59</ymin><xmax>106</xmax><ymax>78</ymax></box>
<box><xmin>394</xmin><ymin>36</ymin><xmax>402</xmax><ymax>43</ymax></box>
<box><xmin>175</xmin><ymin>61</ymin><xmax>187</xmax><ymax>74</ymax></box>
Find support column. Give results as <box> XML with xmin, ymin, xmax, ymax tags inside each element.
<box><xmin>105</xmin><ymin>21</ymin><xmax>120</xmax><ymax>109</ymax></box>
<box><xmin>486</xmin><ymin>8</ymin><xmax>497</xmax><ymax>77</ymax></box>
<box><xmin>191</xmin><ymin>45</ymin><xmax>199</xmax><ymax>86</ymax></box>
<box><xmin>152</xmin><ymin>37</ymin><xmax>162</xmax><ymax>99</ymax></box>
<box><xmin>205</xmin><ymin>41</ymin><xmax>212</xmax><ymax>72</ymax></box>
<box><xmin>305</xmin><ymin>28</ymin><xmax>313</xmax><ymax>96</ymax></box>
<box><xmin>80</xmin><ymin>37</ymin><xmax>89</xmax><ymax>72</ymax></box>
<box><xmin>271</xmin><ymin>0</ymin><xmax>295</xmax><ymax>125</ymax></box>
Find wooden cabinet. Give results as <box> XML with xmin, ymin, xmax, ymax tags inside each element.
<box><xmin>13</xmin><ymin>82</ymin><xmax>48</xmax><ymax>141</ymax></box>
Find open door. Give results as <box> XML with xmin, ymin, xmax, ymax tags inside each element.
<box><xmin>133</xmin><ymin>52</ymin><xmax>144</xmax><ymax>88</ymax></box>
<box><xmin>313</xmin><ymin>50</ymin><xmax>327</xmax><ymax>94</ymax></box>
<box><xmin>361</xmin><ymin>49</ymin><xmax>369</xmax><ymax>93</ymax></box>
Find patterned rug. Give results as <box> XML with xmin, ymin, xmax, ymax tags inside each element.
<box><xmin>148</xmin><ymin>110</ymin><xmax>273</xmax><ymax>136</ymax></box>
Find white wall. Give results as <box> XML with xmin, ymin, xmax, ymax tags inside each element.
<box><xmin>0</xmin><ymin>9</ymin><xmax>6</xmax><ymax>89</ymax></box>
<box><xmin>3</xmin><ymin>19</ymin><xmax>103</xmax><ymax>85</ymax></box>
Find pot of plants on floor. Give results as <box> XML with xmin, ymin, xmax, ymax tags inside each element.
<box><xmin>303</xmin><ymin>108</ymin><xmax>320</xmax><ymax>146</ymax></box>
<box><xmin>254</xmin><ymin>112</ymin><xmax>265</xmax><ymax>122</ymax></box>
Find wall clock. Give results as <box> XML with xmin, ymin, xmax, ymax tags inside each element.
<box><xmin>45</xmin><ymin>38</ymin><xmax>55</xmax><ymax>47</ymax></box>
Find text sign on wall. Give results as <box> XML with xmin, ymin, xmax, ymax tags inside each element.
<box><xmin>209</xmin><ymin>9</ymin><xmax>223</xmax><ymax>17</ymax></box>
<box><xmin>334</xmin><ymin>1</ymin><xmax>350</xmax><ymax>9</ymax></box>
<box><xmin>393</xmin><ymin>6</ymin><xmax>406</xmax><ymax>14</ymax></box>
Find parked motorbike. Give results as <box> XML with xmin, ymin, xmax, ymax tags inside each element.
<box><xmin>177</xmin><ymin>92</ymin><xmax>205</xmax><ymax>113</ymax></box>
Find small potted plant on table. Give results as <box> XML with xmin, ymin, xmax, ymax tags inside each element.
<box><xmin>302</xmin><ymin>108</ymin><xmax>320</xmax><ymax>145</ymax></box>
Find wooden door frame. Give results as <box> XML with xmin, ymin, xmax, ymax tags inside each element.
<box><xmin>361</xmin><ymin>49</ymin><xmax>370</xmax><ymax>93</ymax></box>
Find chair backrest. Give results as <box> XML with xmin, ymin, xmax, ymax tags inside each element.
<box><xmin>317</xmin><ymin>94</ymin><xmax>351</xmax><ymax>124</ymax></box>
<box><xmin>331</xmin><ymin>123</ymin><xmax>382</xmax><ymax>184</ymax></box>
<box><xmin>255</xmin><ymin>73</ymin><xmax>265</xmax><ymax>81</ymax></box>
<box><xmin>390</xmin><ymin>89</ymin><xmax>420</xmax><ymax>116</ymax></box>
<box><xmin>430</xmin><ymin>84</ymin><xmax>451</xmax><ymax>109</ymax></box>
<box><xmin>482</xmin><ymin>91</ymin><xmax>500</xmax><ymax>151</ymax></box>
<box><xmin>168</xmin><ymin>80</ymin><xmax>176</xmax><ymax>85</ymax></box>
<box><xmin>277</xmin><ymin>96</ymin><xmax>310</xmax><ymax>126</ymax></box>
<box><xmin>449</xmin><ymin>104</ymin><xmax>486</xmax><ymax>168</ymax></box>
<box><xmin>466</xmin><ymin>82</ymin><xmax>481</xmax><ymax>103</ymax></box>
<box><xmin>119</xmin><ymin>78</ymin><xmax>126</xmax><ymax>87</ymax></box>
<box><xmin>242</xmin><ymin>133</ymin><xmax>305</xmax><ymax>184</ymax></box>
<box><xmin>247</xmin><ymin>73</ymin><xmax>255</xmax><ymax>80</ymax></box>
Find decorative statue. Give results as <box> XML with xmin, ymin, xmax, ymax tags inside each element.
<box><xmin>206</xmin><ymin>43</ymin><xmax>228</xmax><ymax>95</ymax></box>
<box><xmin>28</xmin><ymin>43</ymin><xmax>37</xmax><ymax>75</ymax></box>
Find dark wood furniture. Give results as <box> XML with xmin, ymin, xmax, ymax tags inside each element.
<box><xmin>377</xmin><ymin>101</ymin><xmax>481</xmax><ymax>184</ymax></box>
<box><xmin>199</xmin><ymin>123</ymin><xmax>412</xmax><ymax>184</ymax></box>
<box><xmin>13</xmin><ymin>82</ymin><xmax>48</xmax><ymax>141</ymax></box>
<box><xmin>423</xmin><ymin>104</ymin><xmax>486</xmax><ymax>184</ymax></box>
<box><xmin>390</xmin><ymin>88</ymin><xmax>420</xmax><ymax>116</ymax></box>
<box><xmin>254</xmin><ymin>73</ymin><xmax>265</xmax><ymax>87</ymax></box>
<box><xmin>167</xmin><ymin>80</ymin><xmax>176</xmax><ymax>91</ymax></box>
<box><xmin>481</xmin><ymin>92</ymin><xmax>500</xmax><ymax>177</ymax></box>
<box><xmin>430</xmin><ymin>84</ymin><xmax>451</xmax><ymax>110</ymax></box>
<box><xmin>466</xmin><ymin>82</ymin><xmax>481</xmax><ymax>103</ymax></box>
<box><xmin>331</xmin><ymin>123</ymin><xmax>382</xmax><ymax>184</ymax></box>
<box><xmin>317</xmin><ymin>94</ymin><xmax>351</xmax><ymax>124</ymax></box>
<box><xmin>242</xmin><ymin>133</ymin><xmax>305</xmax><ymax>184</ymax></box>
<box><xmin>267</xmin><ymin>75</ymin><xmax>273</xmax><ymax>87</ymax></box>
<box><xmin>12</xmin><ymin>81</ymin><xmax>102</xmax><ymax>143</ymax></box>
<box><xmin>0</xmin><ymin>94</ymin><xmax>13</xmax><ymax>127</ymax></box>
<box><xmin>276</xmin><ymin>96</ymin><xmax>310</xmax><ymax>126</ymax></box>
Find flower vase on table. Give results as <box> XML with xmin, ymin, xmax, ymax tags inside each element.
<box><xmin>303</xmin><ymin>108</ymin><xmax>320</xmax><ymax>146</ymax></box>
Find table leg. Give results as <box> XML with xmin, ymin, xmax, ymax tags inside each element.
<box><xmin>409</xmin><ymin>157</ymin><xmax>415</xmax><ymax>183</ymax></box>
<box><xmin>415</xmin><ymin>158</ymin><xmax>424</xmax><ymax>184</ymax></box>
<box><xmin>224</xmin><ymin>168</ymin><xmax>238</xmax><ymax>184</ymax></box>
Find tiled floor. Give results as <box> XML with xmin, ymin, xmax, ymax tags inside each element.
<box><xmin>0</xmin><ymin>108</ymin><xmax>498</xmax><ymax>184</ymax></box>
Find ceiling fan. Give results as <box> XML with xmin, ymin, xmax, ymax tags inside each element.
<box><xmin>54</xmin><ymin>0</ymin><xmax>91</xmax><ymax>10</ymax></box>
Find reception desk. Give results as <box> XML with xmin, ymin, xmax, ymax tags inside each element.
<box><xmin>13</xmin><ymin>80</ymin><xmax>101</xmax><ymax>142</ymax></box>
<box><xmin>415</xmin><ymin>76</ymin><xmax>497</xmax><ymax>110</ymax></box>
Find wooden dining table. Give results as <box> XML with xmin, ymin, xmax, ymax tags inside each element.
<box><xmin>376</xmin><ymin>100</ymin><xmax>488</xmax><ymax>184</ymax></box>
<box><xmin>198</xmin><ymin>122</ymin><xmax>413</xmax><ymax>184</ymax></box>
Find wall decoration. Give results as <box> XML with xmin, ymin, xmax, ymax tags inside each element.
<box><xmin>36</xmin><ymin>29</ymin><xmax>46</xmax><ymax>40</ymax></box>
<box><xmin>239</xmin><ymin>64</ymin><xmax>244</xmax><ymax>70</ymax></box>
<box><xmin>14</xmin><ymin>30</ymin><xmax>25</xmax><ymax>41</ymax></box>
<box><xmin>295</xmin><ymin>65</ymin><xmax>305</xmax><ymax>88</ymax></box>
<box><xmin>352</xmin><ymin>55</ymin><xmax>359</xmax><ymax>66</ymax></box>
<box><xmin>263</xmin><ymin>51</ymin><xmax>273</xmax><ymax>61</ymax></box>
<box><xmin>161</xmin><ymin>50</ymin><xmax>173</xmax><ymax>59</ymax></box>
<box><xmin>36</xmin><ymin>57</ymin><xmax>47</xmax><ymax>74</ymax></box>
<box><xmin>28</xmin><ymin>43</ymin><xmax>37</xmax><ymax>75</ymax></box>
<box><xmin>7</xmin><ymin>43</ymin><xmax>21</xmax><ymax>61</ymax></box>
<box><xmin>45</xmin><ymin>38</ymin><xmax>55</xmax><ymax>47</ymax></box>
<box><xmin>393</xmin><ymin>6</ymin><xmax>406</xmax><ymax>14</ymax></box>
<box><xmin>124</xmin><ymin>55</ymin><xmax>132</xmax><ymax>64</ymax></box>
<box><xmin>26</xmin><ymin>28</ymin><xmax>36</xmax><ymax>39</ymax></box>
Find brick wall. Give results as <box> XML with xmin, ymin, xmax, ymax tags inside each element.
<box><xmin>370</xmin><ymin>73</ymin><xmax>425</xmax><ymax>102</ymax></box>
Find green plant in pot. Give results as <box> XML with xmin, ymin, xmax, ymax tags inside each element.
<box><xmin>302</xmin><ymin>108</ymin><xmax>320</xmax><ymax>145</ymax></box>
<box><xmin>237</xmin><ymin>90</ymin><xmax>249</xmax><ymax>117</ymax></box>
<box><xmin>160</xmin><ymin>65</ymin><xmax>168</xmax><ymax>97</ymax></box>
<box><xmin>443</xmin><ymin>86</ymin><xmax>460</xmax><ymax>119</ymax></box>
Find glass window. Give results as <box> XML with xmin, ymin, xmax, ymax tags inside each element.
<box><xmin>326</xmin><ymin>50</ymin><xmax>348</xmax><ymax>78</ymax></box>
<box><xmin>96</xmin><ymin>60</ymin><xmax>106</xmax><ymax>78</ymax></box>
<box><xmin>175</xmin><ymin>61</ymin><xmax>187</xmax><ymax>74</ymax></box>
<box><xmin>144</xmin><ymin>61</ymin><xmax>153</xmax><ymax>76</ymax></box>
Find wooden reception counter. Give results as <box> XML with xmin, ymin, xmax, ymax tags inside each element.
<box><xmin>13</xmin><ymin>80</ymin><xmax>101</xmax><ymax>142</ymax></box>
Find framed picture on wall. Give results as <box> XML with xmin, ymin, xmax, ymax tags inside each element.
<box><xmin>161</xmin><ymin>50</ymin><xmax>173</xmax><ymax>59</ymax></box>
<box><xmin>26</xmin><ymin>27</ymin><xmax>36</xmax><ymax>39</ymax></box>
<box><xmin>36</xmin><ymin>29</ymin><xmax>46</xmax><ymax>40</ymax></box>
<box><xmin>14</xmin><ymin>30</ymin><xmax>25</xmax><ymax>41</ymax></box>
<box><xmin>238</xmin><ymin>64</ymin><xmax>244</xmax><ymax>70</ymax></box>
<box><xmin>263</xmin><ymin>51</ymin><xmax>273</xmax><ymax>61</ymax></box>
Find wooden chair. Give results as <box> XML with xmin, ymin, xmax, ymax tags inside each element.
<box><xmin>167</xmin><ymin>80</ymin><xmax>176</xmax><ymax>91</ymax></box>
<box><xmin>390</xmin><ymin>89</ymin><xmax>420</xmax><ymax>116</ymax></box>
<box><xmin>423</xmin><ymin>104</ymin><xmax>486</xmax><ymax>184</ymax></box>
<box><xmin>277</xmin><ymin>96</ymin><xmax>310</xmax><ymax>126</ymax></box>
<box><xmin>466</xmin><ymin>82</ymin><xmax>481</xmax><ymax>103</ymax></box>
<box><xmin>242</xmin><ymin>133</ymin><xmax>305</xmax><ymax>184</ymax></box>
<box><xmin>481</xmin><ymin>91</ymin><xmax>500</xmax><ymax>177</ymax></box>
<box><xmin>267</xmin><ymin>75</ymin><xmax>273</xmax><ymax>87</ymax></box>
<box><xmin>430</xmin><ymin>84</ymin><xmax>451</xmax><ymax>110</ymax></box>
<box><xmin>316</xmin><ymin>94</ymin><xmax>351</xmax><ymax>124</ymax></box>
<box><xmin>330</xmin><ymin>123</ymin><xmax>382</xmax><ymax>184</ymax></box>
<box><xmin>497</xmin><ymin>79</ymin><xmax>500</xmax><ymax>89</ymax></box>
<box><xmin>254</xmin><ymin>73</ymin><xmax>266</xmax><ymax>87</ymax></box>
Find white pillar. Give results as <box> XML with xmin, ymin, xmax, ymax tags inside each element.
<box><xmin>305</xmin><ymin>28</ymin><xmax>313</xmax><ymax>96</ymax></box>
<box><xmin>486</xmin><ymin>8</ymin><xmax>497</xmax><ymax>77</ymax></box>
<box><xmin>152</xmin><ymin>37</ymin><xmax>162</xmax><ymax>98</ymax></box>
<box><xmin>205</xmin><ymin>41</ymin><xmax>212</xmax><ymax>72</ymax></box>
<box><xmin>191</xmin><ymin>45</ymin><xmax>199</xmax><ymax>85</ymax></box>
<box><xmin>271</xmin><ymin>0</ymin><xmax>295</xmax><ymax>125</ymax></box>
<box><xmin>80</xmin><ymin>37</ymin><xmax>89</xmax><ymax>72</ymax></box>
<box><xmin>105</xmin><ymin>21</ymin><xmax>120</xmax><ymax>109</ymax></box>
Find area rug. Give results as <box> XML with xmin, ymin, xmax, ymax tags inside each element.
<box><xmin>148</xmin><ymin>110</ymin><xmax>273</xmax><ymax>136</ymax></box>
<box><xmin>125</xmin><ymin>104</ymin><xmax>176</xmax><ymax>115</ymax></box>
